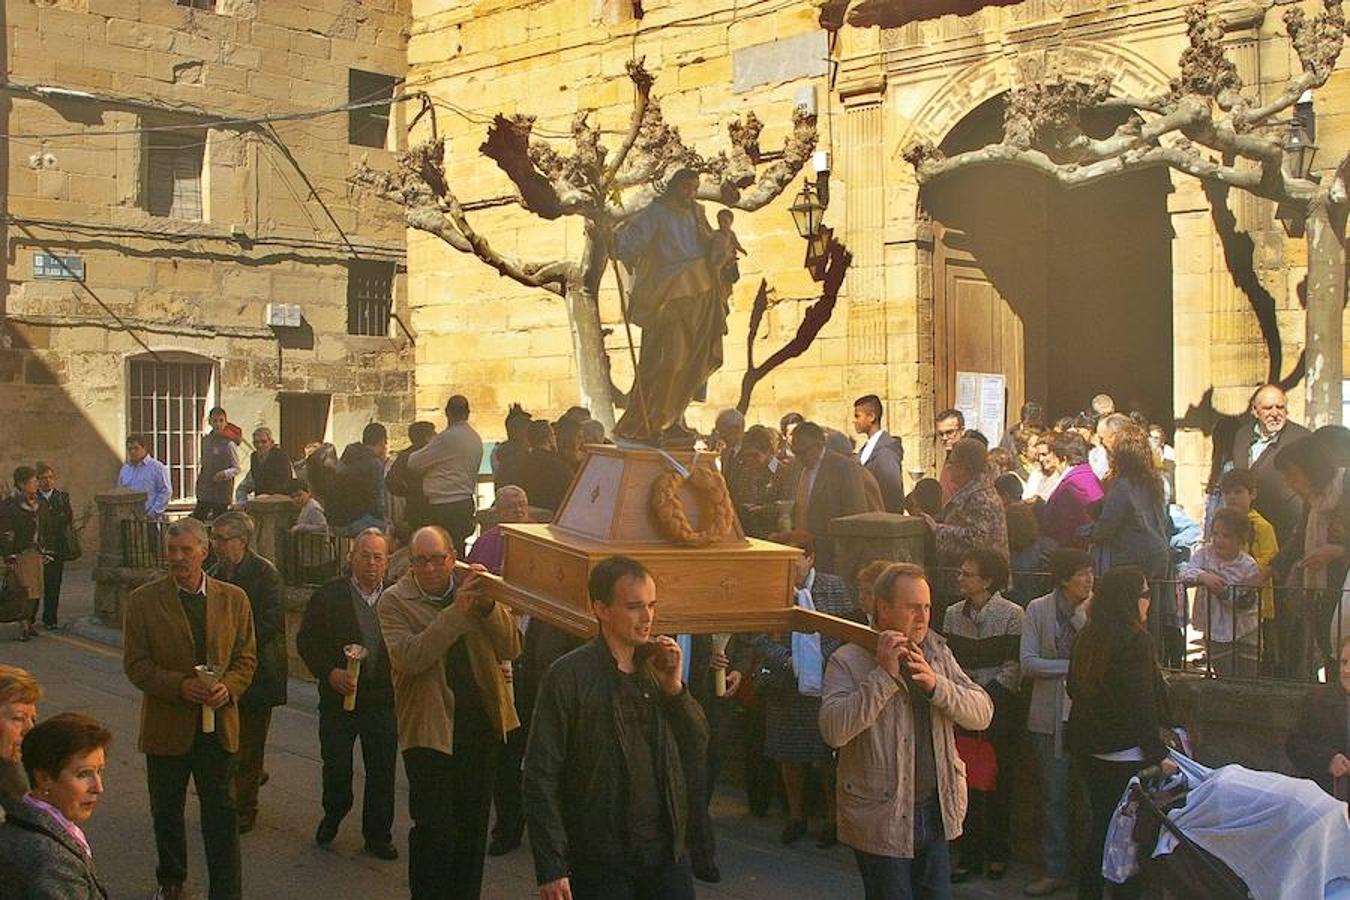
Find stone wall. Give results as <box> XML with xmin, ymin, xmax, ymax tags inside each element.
<box><xmin>1</xmin><ymin>0</ymin><xmax>415</xmax><ymax>546</ymax></box>
<box><xmin>406</xmin><ymin>0</ymin><xmax>1349</xmax><ymax>518</ymax></box>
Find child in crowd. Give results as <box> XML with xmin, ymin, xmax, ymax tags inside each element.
<box><xmin>1219</xmin><ymin>468</ymin><xmax>1279</xmax><ymax>661</ymax></box>
<box><xmin>1179</xmin><ymin>506</ymin><xmax>1262</xmax><ymax>676</ymax></box>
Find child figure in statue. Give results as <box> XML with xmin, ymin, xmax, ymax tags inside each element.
<box><xmin>713</xmin><ymin>208</ymin><xmax>747</xmax><ymax>285</ymax></box>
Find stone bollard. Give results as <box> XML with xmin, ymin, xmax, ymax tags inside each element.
<box><xmin>92</xmin><ymin>490</ymin><xmax>154</xmax><ymax>625</ymax></box>
<box><xmin>95</xmin><ymin>489</ymin><xmax>148</xmax><ymax>569</ymax></box>
<box><xmin>245</xmin><ymin>494</ymin><xmax>297</xmax><ymax>570</ymax></box>
<box><xmin>827</xmin><ymin>512</ymin><xmax>932</xmax><ymax>592</ymax></box>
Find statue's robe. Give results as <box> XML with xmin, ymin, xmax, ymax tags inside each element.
<box><xmin>613</xmin><ymin>196</ymin><xmax>730</xmax><ymax>441</ymax></box>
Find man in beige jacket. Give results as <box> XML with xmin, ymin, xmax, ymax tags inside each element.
<box><xmin>820</xmin><ymin>562</ymin><xmax>992</xmax><ymax>900</ymax></box>
<box><xmin>378</xmin><ymin>525</ymin><xmax>521</xmax><ymax>900</ymax></box>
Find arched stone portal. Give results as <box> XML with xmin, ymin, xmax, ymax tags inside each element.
<box><xmin>917</xmin><ymin>93</ymin><xmax>1175</xmax><ymax>430</ymax></box>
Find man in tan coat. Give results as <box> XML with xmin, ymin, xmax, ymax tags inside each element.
<box><xmin>123</xmin><ymin>517</ymin><xmax>257</xmax><ymax>900</ymax></box>
<box><xmin>820</xmin><ymin>562</ymin><xmax>992</xmax><ymax>900</ymax></box>
<box><xmin>378</xmin><ymin>525</ymin><xmax>521</xmax><ymax>900</ymax></box>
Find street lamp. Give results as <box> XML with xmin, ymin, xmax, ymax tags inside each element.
<box><xmin>1283</xmin><ymin>120</ymin><xmax>1318</xmax><ymax>182</ymax></box>
<box><xmin>789</xmin><ymin>181</ymin><xmax>825</xmax><ymax>241</ymax></box>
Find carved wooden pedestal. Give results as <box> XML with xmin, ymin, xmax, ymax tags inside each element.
<box><xmin>467</xmin><ymin>445</ymin><xmax>877</xmax><ymax>650</ymax></box>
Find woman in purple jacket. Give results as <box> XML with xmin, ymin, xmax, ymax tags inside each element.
<box><xmin>1041</xmin><ymin>433</ymin><xmax>1103</xmax><ymax>549</ymax></box>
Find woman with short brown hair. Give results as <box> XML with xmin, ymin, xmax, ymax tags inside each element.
<box><xmin>0</xmin><ymin>712</ymin><xmax>112</xmax><ymax>898</ymax></box>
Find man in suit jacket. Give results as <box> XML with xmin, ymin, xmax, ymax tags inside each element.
<box><xmin>207</xmin><ymin>512</ymin><xmax>287</xmax><ymax>835</ymax></box>
<box><xmin>296</xmin><ymin>527</ymin><xmax>399</xmax><ymax>860</ymax></box>
<box><xmin>776</xmin><ymin>422</ymin><xmax>868</xmax><ymax>574</ymax></box>
<box><xmin>1230</xmin><ymin>384</ymin><xmax>1311</xmax><ymax>552</ymax></box>
<box><xmin>853</xmin><ymin>394</ymin><xmax>905</xmax><ymax>513</ymax></box>
<box><xmin>122</xmin><ymin>517</ymin><xmax>256</xmax><ymax>900</ymax></box>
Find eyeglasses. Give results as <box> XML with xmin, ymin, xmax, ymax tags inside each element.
<box><xmin>411</xmin><ymin>554</ymin><xmax>451</xmax><ymax>568</ymax></box>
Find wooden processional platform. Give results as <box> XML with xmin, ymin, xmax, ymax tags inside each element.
<box><xmin>463</xmin><ymin>445</ymin><xmax>879</xmax><ymax>651</ymax></box>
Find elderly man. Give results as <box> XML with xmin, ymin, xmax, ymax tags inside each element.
<box><xmin>0</xmin><ymin>665</ymin><xmax>40</xmax><ymax>815</ymax></box>
<box><xmin>1231</xmin><ymin>384</ymin><xmax>1311</xmax><ymax>547</ymax></box>
<box><xmin>296</xmin><ymin>528</ymin><xmax>398</xmax><ymax>859</ymax></box>
<box><xmin>380</xmin><ymin>526</ymin><xmax>521</xmax><ymax>900</ymax></box>
<box><xmin>233</xmin><ymin>427</ymin><xmax>294</xmax><ymax>506</ymax></box>
<box><xmin>820</xmin><ymin>563</ymin><xmax>993</xmax><ymax>900</ymax></box>
<box><xmin>854</xmin><ymin>394</ymin><xmax>905</xmax><ymax>513</ymax></box>
<box><xmin>410</xmin><ymin>395</ymin><xmax>484</xmax><ymax>558</ymax></box>
<box><xmin>1088</xmin><ymin>413</ymin><xmax>1131</xmax><ymax>480</ymax></box>
<box><xmin>776</xmin><ymin>422</ymin><xmax>868</xmax><ymax>575</ymax></box>
<box><xmin>713</xmin><ymin>408</ymin><xmax>746</xmax><ymax>472</ymax></box>
<box><xmin>123</xmin><ymin>518</ymin><xmax>257</xmax><ymax>900</ymax></box>
<box><xmin>118</xmin><ymin>434</ymin><xmax>173</xmax><ymax>520</ymax></box>
<box><xmin>207</xmin><ymin>512</ymin><xmax>287</xmax><ymax>835</ymax></box>
<box><xmin>464</xmin><ymin>485</ymin><xmax>534</xmax><ymax>857</ymax></box>
<box><xmin>524</xmin><ymin>556</ymin><xmax>709</xmax><ymax>900</ymax></box>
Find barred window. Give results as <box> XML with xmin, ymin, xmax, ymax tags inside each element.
<box><xmin>347</xmin><ymin>260</ymin><xmax>394</xmax><ymax>337</ymax></box>
<box><xmin>176</xmin><ymin>0</ymin><xmax>216</xmax><ymax>9</ymax></box>
<box><xmin>348</xmin><ymin>69</ymin><xmax>398</xmax><ymax>149</ymax></box>
<box><xmin>145</xmin><ymin>130</ymin><xmax>205</xmax><ymax>221</ymax></box>
<box><xmin>127</xmin><ymin>356</ymin><xmax>216</xmax><ymax>502</ymax></box>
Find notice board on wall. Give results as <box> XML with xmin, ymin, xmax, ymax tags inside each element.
<box><xmin>955</xmin><ymin>371</ymin><xmax>1007</xmax><ymax>443</ymax></box>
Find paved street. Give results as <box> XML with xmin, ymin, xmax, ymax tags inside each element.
<box><xmin>1</xmin><ymin>568</ymin><xmax>1032</xmax><ymax>900</ymax></box>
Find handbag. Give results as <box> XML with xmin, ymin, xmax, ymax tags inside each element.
<box><xmin>61</xmin><ymin>521</ymin><xmax>83</xmax><ymax>562</ymax></box>
<box><xmin>0</xmin><ymin>562</ymin><xmax>37</xmax><ymax>624</ymax></box>
<box><xmin>954</xmin><ymin>730</ymin><xmax>999</xmax><ymax>792</ymax></box>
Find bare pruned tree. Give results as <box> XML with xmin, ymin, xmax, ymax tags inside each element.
<box><xmin>353</xmin><ymin>60</ymin><xmax>819</xmax><ymax>429</ymax></box>
<box><xmin>903</xmin><ymin>1</ymin><xmax>1348</xmax><ymax>426</ymax></box>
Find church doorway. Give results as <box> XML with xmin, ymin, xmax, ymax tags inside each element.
<box><xmin>921</xmin><ymin>94</ymin><xmax>1175</xmax><ymax>432</ymax></box>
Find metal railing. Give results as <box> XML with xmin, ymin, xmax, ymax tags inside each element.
<box><xmin>117</xmin><ymin>519</ymin><xmax>353</xmax><ymax>588</ymax></box>
<box><xmin>935</xmin><ymin>567</ymin><xmax>1348</xmax><ymax>685</ymax></box>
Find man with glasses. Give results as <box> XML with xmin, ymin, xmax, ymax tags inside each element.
<box><xmin>936</xmin><ymin>409</ymin><xmax>966</xmax><ymax>504</ymax></box>
<box><xmin>379</xmin><ymin>526</ymin><xmax>521</xmax><ymax>900</ymax></box>
<box><xmin>296</xmin><ymin>528</ymin><xmax>399</xmax><ymax>859</ymax></box>
<box><xmin>207</xmin><ymin>512</ymin><xmax>287</xmax><ymax>834</ymax></box>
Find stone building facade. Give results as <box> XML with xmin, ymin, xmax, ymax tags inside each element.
<box><xmin>1</xmin><ymin>0</ymin><xmax>412</xmax><ymax>543</ymax></box>
<box><xmin>405</xmin><ymin>0</ymin><xmax>1348</xmax><ymax>517</ymax></box>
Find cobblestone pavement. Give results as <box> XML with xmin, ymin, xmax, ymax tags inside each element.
<box><xmin>2</xmin><ymin>567</ymin><xmax>1033</xmax><ymax>899</ymax></box>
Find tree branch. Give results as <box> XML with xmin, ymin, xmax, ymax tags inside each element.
<box><xmin>604</xmin><ymin>59</ymin><xmax>655</xmax><ymax>184</ymax></box>
<box><xmin>698</xmin><ymin>106</ymin><xmax>818</xmax><ymax>210</ymax></box>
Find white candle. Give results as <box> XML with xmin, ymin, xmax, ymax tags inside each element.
<box><xmin>194</xmin><ymin>665</ymin><xmax>222</xmax><ymax>733</ymax></box>
<box><xmin>712</xmin><ymin>633</ymin><xmax>732</xmax><ymax>697</ymax></box>
<box><xmin>343</xmin><ymin>644</ymin><xmax>368</xmax><ymax>712</ymax></box>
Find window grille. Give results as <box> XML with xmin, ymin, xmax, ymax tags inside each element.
<box><xmin>347</xmin><ymin>261</ymin><xmax>395</xmax><ymax>337</ymax></box>
<box><xmin>128</xmin><ymin>358</ymin><xmax>215</xmax><ymax>502</ymax></box>
<box><xmin>176</xmin><ymin>0</ymin><xmax>216</xmax><ymax>10</ymax></box>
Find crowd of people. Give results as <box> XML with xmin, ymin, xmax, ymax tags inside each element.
<box><xmin>0</xmin><ymin>384</ymin><xmax>1346</xmax><ymax>900</ymax></box>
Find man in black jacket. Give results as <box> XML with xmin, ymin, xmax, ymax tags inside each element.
<box><xmin>775</xmin><ymin>422</ymin><xmax>868</xmax><ymax>574</ymax></box>
<box><xmin>853</xmin><ymin>394</ymin><xmax>905</xmax><ymax>513</ymax></box>
<box><xmin>524</xmin><ymin>556</ymin><xmax>708</xmax><ymax>900</ymax></box>
<box><xmin>1230</xmin><ymin>384</ymin><xmax>1311</xmax><ymax>549</ymax></box>
<box><xmin>295</xmin><ymin>528</ymin><xmax>398</xmax><ymax>859</ymax></box>
<box><xmin>207</xmin><ymin>512</ymin><xmax>287</xmax><ymax>835</ymax></box>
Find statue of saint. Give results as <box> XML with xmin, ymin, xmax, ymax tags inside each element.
<box><xmin>612</xmin><ymin>169</ymin><xmax>732</xmax><ymax>443</ymax></box>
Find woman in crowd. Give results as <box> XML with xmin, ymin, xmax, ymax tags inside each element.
<box><xmin>749</xmin><ymin>532</ymin><xmax>864</xmax><ymax>848</ymax></box>
<box><xmin>1274</xmin><ymin>436</ymin><xmax>1349</xmax><ymax>671</ymax></box>
<box><xmin>926</xmin><ymin>437</ymin><xmax>1009</xmax><ymax>566</ymax></box>
<box><xmin>35</xmin><ymin>462</ymin><xmax>75</xmax><ymax>631</ymax></box>
<box><xmin>944</xmin><ymin>549</ymin><xmax>1024</xmax><ymax>883</ymax></box>
<box><xmin>1286</xmin><ymin>635</ymin><xmax>1350</xmax><ymax>799</ymax></box>
<box><xmin>0</xmin><ymin>712</ymin><xmax>112</xmax><ymax>898</ymax></box>
<box><xmin>193</xmin><ymin>406</ymin><xmax>240</xmax><ymax>521</ymax></box>
<box><xmin>0</xmin><ymin>665</ymin><xmax>41</xmax><ymax>813</ymax></box>
<box><xmin>1020</xmin><ymin>549</ymin><xmax>1093</xmax><ymax>897</ymax></box>
<box><xmin>1</xmin><ymin>465</ymin><xmax>53</xmax><ymax>641</ymax></box>
<box><xmin>1041</xmin><ymin>433</ymin><xmax>1103</xmax><ymax>549</ymax></box>
<box><xmin>726</xmin><ymin>425</ymin><xmax>780</xmax><ymax>539</ymax></box>
<box><xmin>1068</xmin><ymin>566</ymin><xmax>1175</xmax><ymax>900</ymax></box>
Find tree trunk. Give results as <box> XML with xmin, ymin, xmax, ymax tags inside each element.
<box><xmin>1304</xmin><ymin>195</ymin><xmax>1346</xmax><ymax>428</ymax></box>
<box><xmin>563</xmin><ymin>279</ymin><xmax>617</xmax><ymax>431</ymax></box>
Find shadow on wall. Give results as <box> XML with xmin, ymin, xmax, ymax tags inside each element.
<box><xmin>0</xmin><ymin>321</ymin><xmax>123</xmax><ymax>551</ymax></box>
